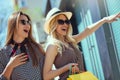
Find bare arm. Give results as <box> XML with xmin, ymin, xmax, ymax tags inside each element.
<box><xmin>1</xmin><ymin>65</ymin><xmax>14</xmax><ymax>80</ymax></box>
<box><xmin>43</xmin><ymin>45</ymin><xmax>69</xmax><ymax>80</ymax></box>
<box><xmin>43</xmin><ymin>45</ymin><xmax>78</xmax><ymax>80</ymax></box>
<box><xmin>73</xmin><ymin>13</ymin><xmax>120</xmax><ymax>43</ymax></box>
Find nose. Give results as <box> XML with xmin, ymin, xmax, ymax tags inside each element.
<box><xmin>25</xmin><ymin>21</ymin><xmax>31</xmax><ymax>26</ymax></box>
<box><xmin>63</xmin><ymin>23</ymin><xmax>69</xmax><ymax>27</ymax></box>
<box><xmin>26</xmin><ymin>23</ymin><xmax>30</xmax><ymax>26</ymax></box>
<box><xmin>24</xmin><ymin>23</ymin><xmax>30</xmax><ymax>30</ymax></box>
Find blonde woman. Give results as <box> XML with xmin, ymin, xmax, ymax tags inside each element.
<box><xmin>0</xmin><ymin>11</ymin><xmax>45</xmax><ymax>80</ymax></box>
<box><xmin>43</xmin><ymin>8</ymin><xmax>120</xmax><ymax>80</ymax></box>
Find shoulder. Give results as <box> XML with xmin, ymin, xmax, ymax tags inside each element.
<box><xmin>0</xmin><ymin>45</ymin><xmax>11</xmax><ymax>60</ymax></box>
<box><xmin>46</xmin><ymin>44</ymin><xmax>58</xmax><ymax>52</ymax></box>
<box><xmin>0</xmin><ymin>45</ymin><xmax>11</xmax><ymax>54</ymax></box>
<box><xmin>45</xmin><ymin>40</ymin><xmax>59</xmax><ymax>50</ymax></box>
<box><xmin>45</xmin><ymin>44</ymin><xmax>58</xmax><ymax>56</ymax></box>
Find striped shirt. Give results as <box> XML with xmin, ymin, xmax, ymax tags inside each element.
<box><xmin>0</xmin><ymin>45</ymin><xmax>44</xmax><ymax>80</ymax></box>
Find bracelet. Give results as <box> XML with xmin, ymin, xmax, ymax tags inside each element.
<box><xmin>69</xmin><ymin>64</ymin><xmax>75</xmax><ymax>71</ymax></box>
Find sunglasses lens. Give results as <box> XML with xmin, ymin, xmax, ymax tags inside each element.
<box><xmin>20</xmin><ymin>20</ymin><xmax>31</xmax><ymax>25</ymax></box>
<box><xmin>57</xmin><ymin>19</ymin><xmax>70</xmax><ymax>25</ymax></box>
<box><xmin>57</xmin><ymin>20</ymin><xmax>64</xmax><ymax>25</ymax></box>
<box><xmin>65</xmin><ymin>20</ymin><xmax>70</xmax><ymax>24</ymax></box>
<box><xmin>20</xmin><ymin>20</ymin><xmax>26</xmax><ymax>25</ymax></box>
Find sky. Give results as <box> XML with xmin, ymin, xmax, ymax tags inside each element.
<box><xmin>0</xmin><ymin>0</ymin><xmax>13</xmax><ymax>48</ymax></box>
<box><xmin>0</xmin><ymin>0</ymin><xmax>12</xmax><ymax>11</ymax></box>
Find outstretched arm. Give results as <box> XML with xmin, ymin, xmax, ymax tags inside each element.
<box><xmin>73</xmin><ymin>13</ymin><xmax>120</xmax><ymax>43</ymax></box>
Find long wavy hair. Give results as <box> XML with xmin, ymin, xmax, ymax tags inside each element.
<box><xmin>6</xmin><ymin>11</ymin><xmax>45</xmax><ymax>66</ymax></box>
<box><xmin>45</xmin><ymin>14</ymin><xmax>78</xmax><ymax>53</ymax></box>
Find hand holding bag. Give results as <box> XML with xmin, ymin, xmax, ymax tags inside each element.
<box><xmin>67</xmin><ymin>65</ymin><xmax>98</xmax><ymax>80</ymax></box>
<box><xmin>67</xmin><ymin>44</ymin><xmax>98</xmax><ymax>80</ymax></box>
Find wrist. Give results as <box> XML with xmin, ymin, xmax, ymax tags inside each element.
<box><xmin>2</xmin><ymin>65</ymin><xmax>14</xmax><ymax>80</ymax></box>
<box><xmin>0</xmin><ymin>74</ymin><xmax>7</xmax><ymax>80</ymax></box>
<box><xmin>6</xmin><ymin>64</ymin><xmax>14</xmax><ymax>70</ymax></box>
<box><xmin>102</xmin><ymin>17</ymin><xmax>109</xmax><ymax>23</ymax></box>
<box><xmin>69</xmin><ymin>64</ymin><xmax>74</xmax><ymax>71</ymax></box>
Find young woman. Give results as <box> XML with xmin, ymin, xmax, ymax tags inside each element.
<box><xmin>43</xmin><ymin>8</ymin><xmax>120</xmax><ymax>80</ymax></box>
<box><xmin>0</xmin><ymin>11</ymin><xmax>45</xmax><ymax>80</ymax></box>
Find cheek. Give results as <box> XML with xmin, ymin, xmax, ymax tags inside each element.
<box><xmin>56</xmin><ymin>27</ymin><xmax>61</xmax><ymax>33</ymax></box>
<box><xmin>14</xmin><ymin>29</ymin><xmax>21</xmax><ymax>36</ymax></box>
<box><xmin>17</xmin><ymin>27</ymin><xmax>23</xmax><ymax>34</ymax></box>
<box><xmin>17</xmin><ymin>30</ymin><xmax>22</xmax><ymax>35</ymax></box>
<box><xmin>29</xmin><ymin>26</ymin><xmax>31</xmax><ymax>31</ymax></box>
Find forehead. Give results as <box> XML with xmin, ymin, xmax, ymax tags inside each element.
<box><xmin>19</xmin><ymin>15</ymin><xmax>28</xmax><ymax>20</ymax></box>
<box><xmin>57</xmin><ymin>14</ymin><xmax>67</xmax><ymax>20</ymax></box>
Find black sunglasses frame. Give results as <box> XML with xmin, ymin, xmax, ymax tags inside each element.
<box><xmin>57</xmin><ymin>19</ymin><xmax>71</xmax><ymax>25</ymax></box>
<box><xmin>20</xmin><ymin>20</ymin><xmax>31</xmax><ymax>25</ymax></box>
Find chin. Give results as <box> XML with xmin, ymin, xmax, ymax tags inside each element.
<box><xmin>63</xmin><ymin>33</ymin><xmax>67</xmax><ymax>36</ymax></box>
<box><xmin>24</xmin><ymin>35</ymin><xmax>28</xmax><ymax>38</ymax></box>
<box><xmin>63</xmin><ymin>34</ymin><xmax>67</xmax><ymax>36</ymax></box>
<box><xmin>25</xmin><ymin>36</ymin><xmax>28</xmax><ymax>38</ymax></box>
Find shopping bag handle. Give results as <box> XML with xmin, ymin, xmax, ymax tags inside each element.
<box><xmin>69</xmin><ymin>65</ymin><xmax>83</xmax><ymax>75</ymax></box>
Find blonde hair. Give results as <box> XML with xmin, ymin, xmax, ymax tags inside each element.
<box><xmin>45</xmin><ymin>14</ymin><xmax>78</xmax><ymax>53</ymax></box>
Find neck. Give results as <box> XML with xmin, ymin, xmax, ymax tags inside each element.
<box><xmin>57</xmin><ymin>35</ymin><xmax>66</xmax><ymax>43</ymax></box>
<box><xmin>13</xmin><ymin>35</ymin><xmax>25</xmax><ymax>43</ymax></box>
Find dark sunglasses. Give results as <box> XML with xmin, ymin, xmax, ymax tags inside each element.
<box><xmin>57</xmin><ymin>19</ymin><xmax>70</xmax><ymax>25</ymax></box>
<box><xmin>20</xmin><ymin>20</ymin><xmax>31</xmax><ymax>25</ymax></box>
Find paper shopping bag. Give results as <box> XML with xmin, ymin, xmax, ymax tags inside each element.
<box><xmin>67</xmin><ymin>71</ymin><xmax>98</xmax><ymax>80</ymax></box>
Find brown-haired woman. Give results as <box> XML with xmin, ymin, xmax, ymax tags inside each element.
<box><xmin>0</xmin><ymin>11</ymin><xmax>45</xmax><ymax>80</ymax></box>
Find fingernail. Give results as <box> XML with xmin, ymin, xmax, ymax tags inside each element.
<box><xmin>26</xmin><ymin>54</ymin><xmax>28</xmax><ymax>58</ymax></box>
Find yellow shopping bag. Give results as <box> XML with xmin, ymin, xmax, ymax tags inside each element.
<box><xmin>67</xmin><ymin>71</ymin><xmax>98</xmax><ymax>80</ymax></box>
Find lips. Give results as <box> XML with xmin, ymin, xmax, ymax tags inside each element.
<box><xmin>23</xmin><ymin>29</ymin><xmax>29</xmax><ymax>33</ymax></box>
<box><xmin>62</xmin><ymin>28</ymin><xmax>67</xmax><ymax>31</ymax></box>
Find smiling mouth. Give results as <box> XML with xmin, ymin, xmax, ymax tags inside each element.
<box><xmin>62</xmin><ymin>29</ymin><xmax>67</xmax><ymax>31</ymax></box>
<box><xmin>23</xmin><ymin>29</ymin><xmax>29</xmax><ymax>33</ymax></box>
